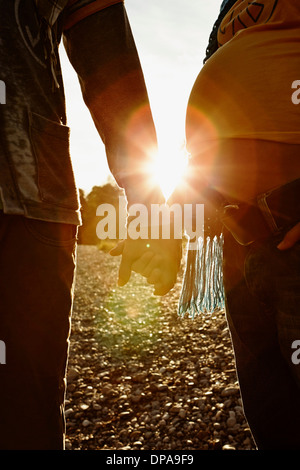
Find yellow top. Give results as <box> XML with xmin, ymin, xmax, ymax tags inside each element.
<box><xmin>187</xmin><ymin>0</ymin><xmax>300</xmax><ymax>144</ymax></box>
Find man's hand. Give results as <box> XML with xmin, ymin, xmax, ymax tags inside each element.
<box><xmin>110</xmin><ymin>237</ymin><xmax>182</xmax><ymax>295</ymax></box>
<box><xmin>277</xmin><ymin>222</ymin><xmax>300</xmax><ymax>250</ymax></box>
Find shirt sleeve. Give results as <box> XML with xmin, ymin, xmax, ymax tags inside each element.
<box><xmin>64</xmin><ymin>0</ymin><xmax>124</xmax><ymax>31</ymax></box>
<box><xmin>63</xmin><ymin>2</ymin><xmax>164</xmax><ymax>205</ymax></box>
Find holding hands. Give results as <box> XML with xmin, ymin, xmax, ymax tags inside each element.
<box><xmin>110</xmin><ymin>234</ymin><xmax>182</xmax><ymax>296</ymax></box>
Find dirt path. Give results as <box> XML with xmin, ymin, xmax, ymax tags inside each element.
<box><xmin>65</xmin><ymin>245</ymin><xmax>255</xmax><ymax>450</ymax></box>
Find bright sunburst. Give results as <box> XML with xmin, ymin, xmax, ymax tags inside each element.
<box><xmin>149</xmin><ymin>143</ymin><xmax>189</xmax><ymax>201</ymax></box>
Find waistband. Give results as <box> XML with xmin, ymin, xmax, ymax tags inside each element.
<box><xmin>220</xmin><ymin>178</ymin><xmax>300</xmax><ymax>246</ymax></box>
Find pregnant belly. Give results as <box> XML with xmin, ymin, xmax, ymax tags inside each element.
<box><xmin>185</xmin><ymin>30</ymin><xmax>300</xmax><ymax>201</ymax></box>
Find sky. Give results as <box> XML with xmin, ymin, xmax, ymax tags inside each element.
<box><xmin>59</xmin><ymin>1</ymin><xmax>222</xmax><ymax>195</ymax></box>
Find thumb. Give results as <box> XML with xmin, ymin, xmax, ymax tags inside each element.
<box><xmin>277</xmin><ymin>222</ymin><xmax>300</xmax><ymax>250</ymax></box>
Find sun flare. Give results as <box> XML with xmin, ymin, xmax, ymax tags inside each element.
<box><xmin>149</xmin><ymin>144</ymin><xmax>189</xmax><ymax>201</ymax></box>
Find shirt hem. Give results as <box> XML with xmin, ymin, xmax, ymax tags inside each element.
<box><xmin>0</xmin><ymin>201</ymin><xmax>82</xmax><ymax>226</ymax></box>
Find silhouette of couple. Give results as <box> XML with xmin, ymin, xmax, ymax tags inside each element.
<box><xmin>1</xmin><ymin>0</ymin><xmax>300</xmax><ymax>451</ymax></box>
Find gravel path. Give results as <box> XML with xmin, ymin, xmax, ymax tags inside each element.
<box><xmin>65</xmin><ymin>245</ymin><xmax>256</xmax><ymax>451</ymax></box>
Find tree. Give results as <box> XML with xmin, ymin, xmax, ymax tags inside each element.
<box><xmin>78</xmin><ymin>182</ymin><xmax>125</xmax><ymax>246</ymax></box>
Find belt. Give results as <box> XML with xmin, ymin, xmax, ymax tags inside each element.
<box><xmin>220</xmin><ymin>178</ymin><xmax>300</xmax><ymax>246</ymax></box>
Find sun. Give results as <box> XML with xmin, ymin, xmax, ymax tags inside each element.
<box><xmin>149</xmin><ymin>143</ymin><xmax>189</xmax><ymax>201</ymax></box>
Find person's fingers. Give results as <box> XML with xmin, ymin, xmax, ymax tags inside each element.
<box><xmin>277</xmin><ymin>222</ymin><xmax>300</xmax><ymax>250</ymax></box>
<box><xmin>142</xmin><ymin>254</ymin><xmax>163</xmax><ymax>278</ymax></box>
<box><xmin>147</xmin><ymin>265</ymin><xmax>176</xmax><ymax>295</ymax></box>
<box><xmin>154</xmin><ymin>285</ymin><xmax>169</xmax><ymax>296</ymax></box>
<box><xmin>117</xmin><ymin>256</ymin><xmax>132</xmax><ymax>286</ymax></box>
<box><xmin>153</xmin><ymin>279</ymin><xmax>175</xmax><ymax>296</ymax></box>
<box><xmin>117</xmin><ymin>242</ymin><xmax>138</xmax><ymax>286</ymax></box>
<box><xmin>110</xmin><ymin>240</ymin><xmax>125</xmax><ymax>256</ymax></box>
<box><xmin>112</xmin><ymin>238</ymin><xmax>182</xmax><ymax>292</ymax></box>
<box><xmin>147</xmin><ymin>267</ymin><xmax>162</xmax><ymax>285</ymax></box>
<box><xmin>131</xmin><ymin>251</ymin><xmax>155</xmax><ymax>274</ymax></box>
<box><xmin>117</xmin><ymin>239</ymin><xmax>154</xmax><ymax>285</ymax></box>
<box><xmin>110</xmin><ymin>240</ymin><xmax>130</xmax><ymax>286</ymax></box>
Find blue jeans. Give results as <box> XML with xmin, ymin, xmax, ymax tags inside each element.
<box><xmin>0</xmin><ymin>213</ymin><xmax>77</xmax><ymax>449</ymax></box>
<box><xmin>223</xmin><ymin>229</ymin><xmax>300</xmax><ymax>449</ymax></box>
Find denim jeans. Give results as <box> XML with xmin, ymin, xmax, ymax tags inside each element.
<box><xmin>0</xmin><ymin>213</ymin><xmax>77</xmax><ymax>449</ymax></box>
<box><xmin>223</xmin><ymin>229</ymin><xmax>300</xmax><ymax>449</ymax></box>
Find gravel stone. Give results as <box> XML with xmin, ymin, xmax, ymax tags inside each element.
<box><xmin>65</xmin><ymin>245</ymin><xmax>256</xmax><ymax>450</ymax></box>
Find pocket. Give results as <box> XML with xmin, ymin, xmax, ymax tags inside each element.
<box><xmin>29</xmin><ymin>111</ymin><xmax>79</xmax><ymax>210</ymax></box>
<box><xmin>23</xmin><ymin>217</ymin><xmax>78</xmax><ymax>247</ymax></box>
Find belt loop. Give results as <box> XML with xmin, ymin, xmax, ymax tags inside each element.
<box><xmin>256</xmin><ymin>191</ymin><xmax>279</xmax><ymax>233</ymax></box>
